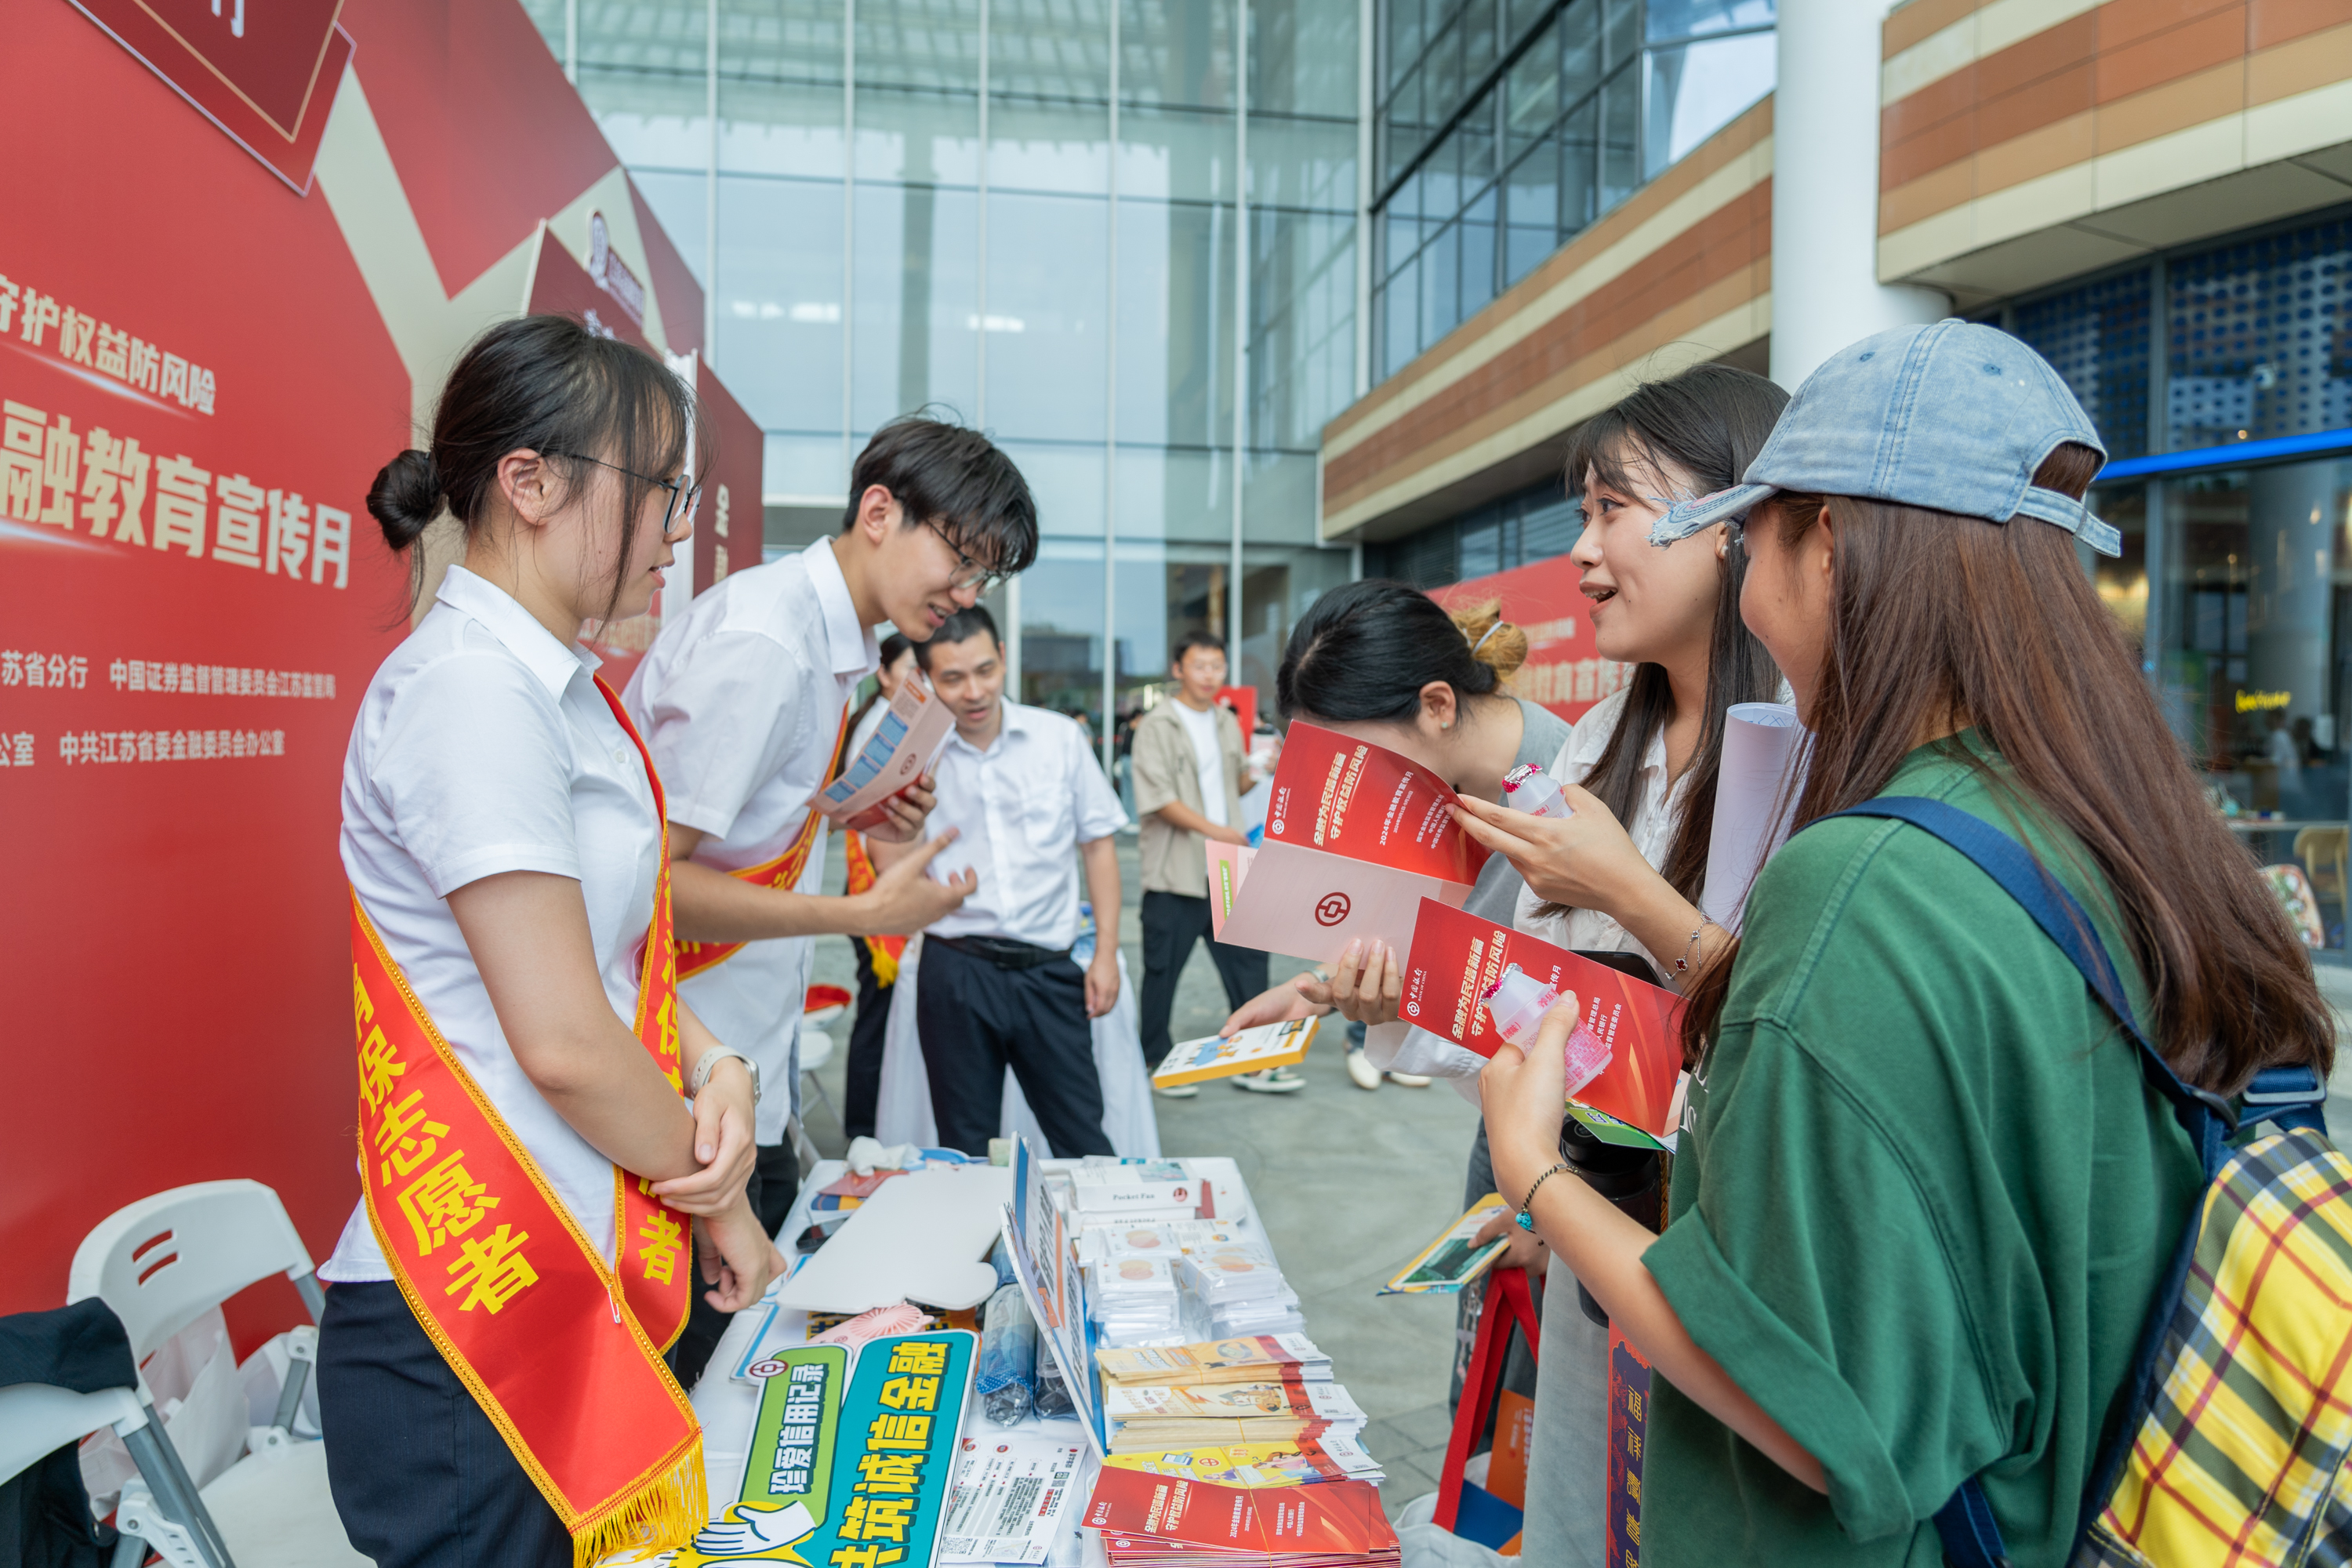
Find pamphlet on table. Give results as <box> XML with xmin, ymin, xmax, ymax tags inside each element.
<box><xmin>1083</xmin><ymin>1469</ymin><xmax>1400</xmax><ymax>1566</ymax></box>
<box><xmin>1399</xmin><ymin>900</ymin><xmax>1682</xmax><ymax>1148</ymax></box>
<box><xmin>938</xmin><ymin>1430</ymin><xmax>1087</xmax><ymax>1564</ymax></box>
<box><xmin>1098</xmin><ymin>1432</ymin><xmax>1382</xmax><ymax>1489</ymax></box>
<box><xmin>1207</xmin><ymin>722</ymin><xmax>1486</xmax><ymax>962</ymax></box>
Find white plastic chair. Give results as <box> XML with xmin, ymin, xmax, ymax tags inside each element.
<box><xmin>70</xmin><ymin>1179</ymin><xmax>366</xmax><ymax>1568</ymax></box>
<box><xmin>0</xmin><ymin>1380</ymin><xmax>224</xmax><ymax>1568</ymax></box>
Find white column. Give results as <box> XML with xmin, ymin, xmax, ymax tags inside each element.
<box><xmin>1229</xmin><ymin>0</ymin><xmax>1249</xmax><ymax>670</ymax></box>
<box><xmin>1767</xmin><ymin>0</ymin><xmax>1947</xmax><ymax>390</ymax></box>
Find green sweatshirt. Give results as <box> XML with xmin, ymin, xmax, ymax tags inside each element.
<box><xmin>1640</xmin><ymin>735</ymin><xmax>2203</xmax><ymax>1566</ymax></box>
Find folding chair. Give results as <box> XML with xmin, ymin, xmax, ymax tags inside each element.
<box><xmin>0</xmin><ymin>1379</ymin><xmax>181</xmax><ymax>1568</ymax></box>
<box><xmin>70</xmin><ymin>1179</ymin><xmax>365</xmax><ymax>1568</ymax></box>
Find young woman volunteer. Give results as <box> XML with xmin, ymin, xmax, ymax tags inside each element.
<box><xmin>1466</xmin><ymin>321</ymin><xmax>2333</xmax><ymax>1564</ymax></box>
<box><xmin>319</xmin><ymin>315</ymin><xmax>782</xmax><ymax>1568</ymax></box>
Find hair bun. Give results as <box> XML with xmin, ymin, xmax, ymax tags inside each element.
<box><xmin>1449</xmin><ymin>598</ymin><xmax>1530</xmax><ymax>684</ymax></box>
<box><xmin>367</xmin><ymin>448</ymin><xmax>444</xmax><ymax>551</ymax></box>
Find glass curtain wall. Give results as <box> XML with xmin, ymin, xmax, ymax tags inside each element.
<box><xmin>1372</xmin><ymin>0</ymin><xmax>1772</xmax><ymax>379</ymax></box>
<box><xmin>2005</xmin><ymin>212</ymin><xmax>2352</xmax><ymax>844</ymax></box>
<box><xmin>526</xmin><ymin>0</ymin><xmax>1362</xmax><ymax>765</ymax></box>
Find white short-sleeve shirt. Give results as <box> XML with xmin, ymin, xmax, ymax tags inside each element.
<box><xmin>322</xmin><ymin>566</ymin><xmax>668</xmax><ymax>1283</ymax></box>
<box><xmin>1511</xmin><ymin>686</ymin><xmax>1690</xmax><ymax>969</ymax></box>
<box><xmin>923</xmin><ymin>701</ymin><xmax>1130</xmax><ymax>950</ymax></box>
<box><xmin>622</xmin><ymin>536</ymin><xmax>880</xmax><ymax>1142</ymax></box>
<box><xmin>1171</xmin><ymin>700</ymin><xmax>1230</xmax><ymax>828</ymax></box>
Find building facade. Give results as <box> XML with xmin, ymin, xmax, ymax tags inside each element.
<box><xmin>1329</xmin><ymin>0</ymin><xmax>2352</xmax><ymax>821</ymax></box>
<box><xmin>526</xmin><ymin>0</ymin><xmax>1366</xmax><ymax>735</ymax></box>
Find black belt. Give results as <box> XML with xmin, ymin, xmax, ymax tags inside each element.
<box><xmin>931</xmin><ymin>933</ymin><xmax>1073</xmax><ymax>971</ymax></box>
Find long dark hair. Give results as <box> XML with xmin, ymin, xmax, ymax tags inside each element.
<box><xmin>1276</xmin><ymin>581</ymin><xmax>1530</xmax><ymax>727</ymax></box>
<box><xmin>848</xmin><ymin>632</ymin><xmax>915</xmax><ymax>734</ymax></box>
<box><xmin>1681</xmin><ymin>445</ymin><xmax>2333</xmax><ymax>1094</ymax></box>
<box><xmin>1566</xmin><ymin>363</ymin><xmax>1788</xmax><ymax>903</ymax></box>
<box><xmin>365</xmin><ymin>314</ymin><xmax>705</xmax><ymax>619</ymax></box>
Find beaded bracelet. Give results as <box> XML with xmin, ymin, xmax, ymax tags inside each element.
<box><xmin>1513</xmin><ymin>1161</ymin><xmax>1573</xmax><ymax>1232</ymax></box>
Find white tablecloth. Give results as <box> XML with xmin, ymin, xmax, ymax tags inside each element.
<box><xmin>686</xmin><ymin>1156</ymin><xmax>1260</xmax><ymax>1563</ymax></box>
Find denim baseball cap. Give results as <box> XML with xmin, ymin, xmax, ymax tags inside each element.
<box><xmin>1649</xmin><ymin>318</ymin><xmax>2120</xmax><ymax>557</ymax></box>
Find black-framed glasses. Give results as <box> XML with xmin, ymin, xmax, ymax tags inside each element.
<box><xmin>924</xmin><ymin>517</ymin><xmax>1009</xmax><ymax>594</ymax></box>
<box><xmin>552</xmin><ymin>452</ymin><xmax>700</xmax><ymax>532</ymax></box>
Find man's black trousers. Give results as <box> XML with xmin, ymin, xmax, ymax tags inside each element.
<box><xmin>916</xmin><ymin>938</ymin><xmax>1113</xmax><ymax>1158</ymax></box>
<box><xmin>1138</xmin><ymin>890</ymin><xmax>1269</xmax><ymax>1069</ymax></box>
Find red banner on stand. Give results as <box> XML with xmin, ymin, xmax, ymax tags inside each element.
<box><xmin>2</xmin><ymin>0</ymin><xmax>766</xmax><ymax>1330</ymax></box>
<box><xmin>1434</xmin><ymin>556</ymin><xmax>1630</xmax><ymax>724</ymax></box>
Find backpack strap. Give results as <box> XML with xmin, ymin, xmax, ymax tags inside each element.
<box><xmin>1802</xmin><ymin>796</ymin><xmax>2329</xmax><ymax>1568</ymax></box>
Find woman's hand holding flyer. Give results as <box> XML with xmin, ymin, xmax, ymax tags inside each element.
<box><xmin>1452</xmin><ymin>782</ymin><xmax>1653</xmax><ymax>913</ymax></box>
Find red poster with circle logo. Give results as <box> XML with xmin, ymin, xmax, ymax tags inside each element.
<box><xmin>0</xmin><ymin>0</ymin><xmax>763</xmax><ymax>1322</ymax></box>
<box><xmin>1208</xmin><ymin>724</ymin><xmax>1486</xmax><ymax>963</ymax></box>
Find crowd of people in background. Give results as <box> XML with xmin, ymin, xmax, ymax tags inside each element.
<box><xmin>328</xmin><ymin>311</ymin><xmax>2336</xmax><ymax>1567</ymax></box>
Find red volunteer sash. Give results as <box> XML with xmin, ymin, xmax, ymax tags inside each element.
<box><xmin>673</xmin><ymin>699</ymin><xmax>855</xmax><ymax>980</ymax></box>
<box><xmin>347</xmin><ymin>675</ymin><xmax>701</xmax><ymax>1566</ymax></box>
<box><xmin>842</xmin><ymin>828</ymin><xmax>909</xmax><ymax>985</ymax></box>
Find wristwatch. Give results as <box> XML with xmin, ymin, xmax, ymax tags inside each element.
<box><xmin>688</xmin><ymin>1044</ymin><xmax>761</xmax><ymax>1105</ymax></box>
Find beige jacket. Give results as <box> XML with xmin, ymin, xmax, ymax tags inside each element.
<box><xmin>1131</xmin><ymin>699</ymin><xmax>1250</xmax><ymax>896</ymax></box>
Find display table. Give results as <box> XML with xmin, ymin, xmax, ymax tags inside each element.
<box><xmin>684</xmin><ymin>1155</ymin><xmax>1265</xmax><ymax>1566</ymax></box>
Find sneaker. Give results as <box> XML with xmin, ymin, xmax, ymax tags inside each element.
<box><xmin>1152</xmin><ymin>1080</ymin><xmax>1200</xmax><ymax>1099</ymax></box>
<box><xmin>1345</xmin><ymin>1047</ymin><xmax>1381</xmax><ymax>1091</ymax></box>
<box><xmin>1234</xmin><ymin>1066</ymin><xmax>1307</xmax><ymax>1094</ymax></box>
<box><xmin>1386</xmin><ymin>1071</ymin><xmax>1432</xmax><ymax>1087</ymax></box>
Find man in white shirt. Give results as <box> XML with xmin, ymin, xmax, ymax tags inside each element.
<box><xmin>624</xmin><ymin>418</ymin><xmax>1038</xmax><ymax>1253</ymax></box>
<box><xmin>887</xmin><ymin>606</ymin><xmax>1129</xmax><ymax>1156</ymax></box>
<box><xmin>1127</xmin><ymin>632</ymin><xmax>1276</xmax><ymax>1094</ymax></box>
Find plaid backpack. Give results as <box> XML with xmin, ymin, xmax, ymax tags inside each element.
<box><xmin>1815</xmin><ymin>799</ymin><xmax>2349</xmax><ymax>1568</ymax></box>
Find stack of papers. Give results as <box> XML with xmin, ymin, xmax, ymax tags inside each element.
<box><xmin>1180</xmin><ymin>1247</ymin><xmax>1305</xmax><ymax>1339</ymax></box>
<box><xmin>1083</xmin><ymin>1471</ymin><xmax>1399</xmax><ymax>1566</ymax></box>
<box><xmin>1091</xmin><ymin>1256</ymin><xmax>1185</xmax><ymax>1347</ymax></box>
<box><xmin>1098</xmin><ymin>1336</ymin><xmax>1332</xmax><ymax>1390</ymax></box>
<box><xmin>1100</xmin><ymin>1374</ymin><xmax>1367</xmax><ymax>1454</ymax></box>
<box><xmin>1101</xmin><ymin>1433</ymin><xmax>1384</xmax><ymax>1490</ymax></box>
<box><xmin>1073</xmin><ymin>1162</ymin><xmax>1208</xmax><ymax>1226</ymax></box>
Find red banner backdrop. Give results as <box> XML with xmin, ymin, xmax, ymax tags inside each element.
<box><xmin>1</xmin><ymin>0</ymin><xmax>757</xmax><ymax>1330</ymax></box>
<box><xmin>1433</xmin><ymin>555</ymin><xmax>1630</xmax><ymax>725</ymax></box>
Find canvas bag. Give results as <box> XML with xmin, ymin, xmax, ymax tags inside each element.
<box><xmin>1809</xmin><ymin>798</ymin><xmax>2348</xmax><ymax>1567</ymax></box>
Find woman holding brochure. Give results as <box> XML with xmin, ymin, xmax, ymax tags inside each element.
<box><xmin>322</xmin><ymin>317</ymin><xmax>782</xmax><ymax>1567</ymax></box>
<box><xmin>1472</xmin><ymin>322</ymin><xmax>2332</xmax><ymax>1564</ymax></box>
<box><xmin>1229</xmin><ymin>363</ymin><xmax>1788</xmax><ymax>1566</ymax></box>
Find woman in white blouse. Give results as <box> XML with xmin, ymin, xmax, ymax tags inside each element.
<box><xmin>1452</xmin><ymin>364</ymin><xmax>1790</xmax><ymax>1565</ymax></box>
<box><xmin>320</xmin><ymin>316</ymin><xmax>780</xmax><ymax>1567</ymax></box>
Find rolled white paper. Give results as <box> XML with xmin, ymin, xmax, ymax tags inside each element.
<box><xmin>1699</xmin><ymin>702</ymin><xmax>1807</xmax><ymax>934</ymax></box>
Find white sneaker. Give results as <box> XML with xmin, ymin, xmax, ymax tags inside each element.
<box><xmin>1233</xmin><ymin>1066</ymin><xmax>1307</xmax><ymax>1094</ymax></box>
<box><xmin>1345</xmin><ymin>1048</ymin><xmax>1381</xmax><ymax>1091</ymax></box>
<box><xmin>1152</xmin><ymin>1080</ymin><xmax>1200</xmax><ymax>1099</ymax></box>
<box><xmin>1385</xmin><ymin>1071</ymin><xmax>1432</xmax><ymax>1087</ymax></box>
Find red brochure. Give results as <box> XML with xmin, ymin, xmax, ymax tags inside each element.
<box><xmin>1262</xmin><ymin>723</ymin><xmax>1488</xmax><ymax>884</ymax></box>
<box><xmin>1208</xmin><ymin>724</ymin><xmax>1488</xmax><ymax>963</ymax></box>
<box><xmin>1084</xmin><ymin>1468</ymin><xmax>1399</xmax><ymax>1563</ymax></box>
<box><xmin>1399</xmin><ymin>900</ymin><xmax>1682</xmax><ymax>1146</ymax></box>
